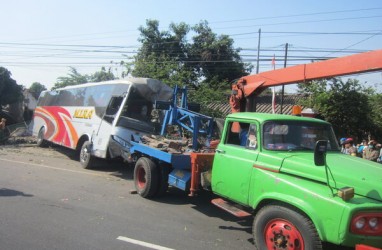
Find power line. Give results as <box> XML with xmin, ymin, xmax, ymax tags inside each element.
<box><xmin>223</xmin><ymin>15</ymin><xmax>382</xmax><ymax>32</ymax></box>
<box><xmin>233</xmin><ymin>31</ymin><xmax>382</xmax><ymax>38</ymax></box>
<box><xmin>0</xmin><ymin>42</ymin><xmax>139</xmax><ymax>49</ymax></box>
<box><xmin>324</xmin><ymin>30</ymin><xmax>382</xmax><ymax>56</ymax></box>
<box><xmin>210</xmin><ymin>7</ymin><xmax>382</xmax><ymax>24</ymax></box>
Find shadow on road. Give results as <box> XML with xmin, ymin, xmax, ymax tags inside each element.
<box><xmin>51</xmin><ymin>144</ymin><xmax>134</xmax><ymax>180</ymax></box>
<box><xmin>0</xmin><ymin>188</ymin><xmax>33</xmax><ymax>197</ymax></box>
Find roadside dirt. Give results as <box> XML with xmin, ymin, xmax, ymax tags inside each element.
<box><xmin>0</xmin><ymin>135</ymin><xmax>72</xmax><ymax>160</ymax></box>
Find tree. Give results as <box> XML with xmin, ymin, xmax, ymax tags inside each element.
<box><xmin>189</xmin><ymin>21</ymin><xmax>252</xmax><ymax>87</ymax></box>
<box><xmin>126</xmin><ymin>19</ymin><xmax>251</xmax><ymax>93</ymax></box>
<box><xmin>368</xmin><ymin>93</ymin><xmax>382</xmax><ymax>138</ymax></box>
<box><xmin>130</xmin><ymin>53</ymin><xmax>195</xmax><ymax>88</ymax></box>
<box><xmin>53</xmin><ymin>67</ymin><xmax>88</xmax><ymax>89</ymax></box>
<box><xmin>188</xmin><ymin>81</ymin><xmax>230</xmax><ymax>118</ymax></box>
<box><xmin>89</xmin><ymin>66</ymin><xmax>116</xmax><ymax>82</ymax></box>
<box><xmin>0</xmin><ymin>67</ymin><xmax>23</xmax><ymax>106</ymax></box>
<box><xmin>297</xmin><ymin>78</ymin><xmax>374</xmax><ymax>140</ymax></box>
<box><xmin>127</xmin><ymin>20</ymin><xmax>196</xmax><ymax>87</ymax></box>
<box><xmin>29</xmin><ymin>82</ymin><xmax>47</xmax><ymax>99</ymax></box>
<box><xmin>53</xmin><ymin>67</ymin><xmax>116</xmax><ymax>90</ymax></box>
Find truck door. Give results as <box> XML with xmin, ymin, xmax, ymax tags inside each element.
<box><xmin>212</xmin><ymin>121</ymin><xmax>259</xmax><ymax>205</ymax></box>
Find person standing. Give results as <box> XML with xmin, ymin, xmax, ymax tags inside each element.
<box><xmin>357</xmin><ymin>139</ymin><xmax>368</xmax><ymax>157</ymax></box>
<box><xmin>363</xmin><ymin>140</ymin><xmax>379</xmax><ymax>162</ymax></box>
<box><xmin>0</xmin><ymin>118</ymin><xmax>6</xmax><ymax>129</ymax></box>
<box><xmin>340</xmin><ymin>138</ymin><xmax>347</xmax><ymax>153</ymax></box>
<box><xmin>0</xmin><ymin>118</ymin><xmax>6</xmax><ymax>143</ymax></box>
<box><xmin>342</xmin><ymin>138</ymin><xmax>356</xmax><ymax>156</ymax></box>
<box><xmin>377</xmin><ymin>143</ymin><xmax>382</xmax><ymax>163</ymax></box>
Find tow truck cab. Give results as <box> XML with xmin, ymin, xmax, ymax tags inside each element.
<box><xmin>211</xmin><ymin>112</ymin><xmax>382</xmax><ymax>249</ymax></box>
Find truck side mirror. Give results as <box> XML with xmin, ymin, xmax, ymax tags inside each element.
<box><xmin>314</xmin><ymin>140</ymin><xmax>327</xmax><ymax>166</ymax></box>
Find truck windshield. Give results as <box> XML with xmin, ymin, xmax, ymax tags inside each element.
<box><xmin>263</xmin><ymin>120</ymin><xmax>340</xmax><ymax>152</ymax></box>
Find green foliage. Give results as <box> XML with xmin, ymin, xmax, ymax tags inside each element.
<box><xmin>125</xmin><ymin>19</ymin><xmax>251</xmax><ymax>98</ymax></box>
<box><xmin>53</xmin><ymin>67</ymin><xmax>115</xmax><ymax>90</ymax></box>
<box><xmin>297</xmin><ymin>78</ymin><xmax>378</xmax><ymax>140</ymax></box>
<box><xmin>127</xmin><ymin>20</ymin><xmax>196</xmax><ymax>87</ymax></box>
<box><xmin>29</xmin><ymin>82</ymin><xmax>47</xmax><ymax>99</ymax></box>
<box><xmin>53</xmin><ymin>67</ymin><xmax>88</xmax><ymax>89</ymax></box>
<box><xmin>130</xmin><ymin>53</ymin><xmax>195</xmax><ymax>88</ymax></box>
<box><xmin>189</xmin><ymin>21</ymin><xmax>252</xmax><ymax>86</ymax></box>
<box><xmin>138</xmin><ymin>20</ymin><xmax>189</xmax><ymax>61</ymax></box>
<box><xmin>0</xmin><ymin>67</ymin><xmax>23</xmax><ymax>105</ymax></box>
<box><xmin>89</xmin><ymin>67</ymin><xmax>116</xmax><ymax>82</ymax></box>
<box><xmin>368</xmin><ymin>93</ymin><xmax>382</xmax><ymax>138</ymax></box>
<box><xmin>188</xmin><ymin>81</ymin><xmax>231</xmax><ymax>118</ymax></box>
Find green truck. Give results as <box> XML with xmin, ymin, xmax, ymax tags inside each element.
<box><xmin>131</xmin><ymin>112</ymin><xmax>382</xmax><ymax>249</ymax></box>
<box><xmin>129</xmin><ymin>50</ymin><xmax>382</xmax><ymax>249</ymax></box>
<box><xmin>210</xmin><ymin>112</ymin><xmax>382</xmax><ymax>249</ymax></box>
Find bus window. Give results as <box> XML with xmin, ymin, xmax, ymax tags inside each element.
<box><xmin>103</xmin><ymin>96</ymin><xmax>123</xmax><ymax>124</ymax></box>
<box><xmin>38</xmin><ymin>90</ymin><xmax>59</xmax><ymax>106</ymax></box>
<box><xmin>57</xmin><ymin>90</ymin><xmax>74</xmax><ymax>106</ymax></box>
<box><xmin>106</xmin><ymin>96</ymin><xmax>123</xmax><ymax>116</ymax></box>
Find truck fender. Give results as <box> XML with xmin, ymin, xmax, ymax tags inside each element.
<box><xmin>250</xmin><ymin>192</ymin><xmax>342</xmax><ymax>243</ymax></box>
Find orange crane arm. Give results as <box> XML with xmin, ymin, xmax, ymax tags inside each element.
<box><xmin>235</xmin><ymin>49</ymin><xmax>382</xmax><ymax>98</ymax></box>
<box><xmin>229</xmin><ymin>49</ymin><xmax>382</xmax><ymax>131</ymax></box>
<box><xmin>247</xmin><ymin>49</ymin><xmax>382</xmax><ymax>86</ymax></box>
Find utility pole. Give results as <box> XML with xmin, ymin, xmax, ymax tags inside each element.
<box><xmin>280</xmin><ymin>43</ymin><xmax>288</xmax><ymax>114</ymax></box>
<box><xmin>256</xmin><ymin>29</ymin><xmax>261</xmax><ymax>74</ymax></box>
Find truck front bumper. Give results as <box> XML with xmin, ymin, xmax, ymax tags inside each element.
<box><xmin>356</xmin><ymin>244</ymin><xmax>382</xmax><ymax>250</ymax></box>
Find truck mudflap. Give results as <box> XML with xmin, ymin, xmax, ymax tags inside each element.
<box><xmin>356</xmin><ymin>244</ymin><xmax>382</xmax><ymax>250</ymax></box>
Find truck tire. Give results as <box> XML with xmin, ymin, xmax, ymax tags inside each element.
<box><xmin>253</xmin><ymin>204</ymin><xmax>322</xmax><ymax>250</ymax></box>
<box><xmin>36</xmin><ymin>127</ymin><xmax>48</xmax><ymax>147</ymax></box>
<box><xmin>79</xmin><ymin>141</ymin><xmax>95</xmax><ymax>169</ymax></box>
<box><xmin>134</xmin><ymin>157</ymin><xmax>158</xmax><ymax>198</ymax></box>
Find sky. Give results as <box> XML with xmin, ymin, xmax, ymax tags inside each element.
<box><xmin>1</xmin><ymin>0</ymin><xmax>382</xmax><ymax>91</ymax></box>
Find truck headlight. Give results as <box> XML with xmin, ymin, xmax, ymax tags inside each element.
<box><xmin>355</xmin><ymin>218</ymin><xmax>365</xmax><ymax>229</ymax></box>
<box><xmin>369</xmin><ymin>217</ymin><xmax>378</xmax><ymax>228</ymax></box>
<box><xmin>350</xmin><ymin>212</ymin><xmax>382</xmax><ymax>236</ymax></box>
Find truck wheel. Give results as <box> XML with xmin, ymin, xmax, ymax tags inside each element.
<box><xmin>36</xmin><ymin>127</ymin><xmax>48</xmax><ymax>147</ymax></box>
<box><xmin>253</xmin><ymin>205</ymin><xmax>322</xmax><ymax>250</ymax></box>
<box><xmin>134</xmin><ymin>157</ymin><xmax>158</xmax><ymax>198</ymax></box>
<box><xmin>79</xmin><ymin>141</ymin><xmax>95</xmax><ymax>169</ymax></box>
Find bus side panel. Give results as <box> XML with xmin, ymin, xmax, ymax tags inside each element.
<box><xmin>33</xmin><ymin>106</ymin><xmax>56</xmax><ymax>140</ymax></box>
<box><xmin>34</xmin><ymin>105</ymin><xmax>113</xmax><ymax>157</ymax></box>
<box><xmin>33</xmin><ymin>106</ymin><xmax>78</xmax><ymax>148</ymax></box>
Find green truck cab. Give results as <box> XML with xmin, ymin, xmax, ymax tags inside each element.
<box><xmin>211</xmin><ymin>112</ymin><xmax>382</xmax><ymax>249</ymax></box>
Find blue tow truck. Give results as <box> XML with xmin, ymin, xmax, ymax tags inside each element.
<box><xmin>128</xmin><ymin>85</ymin><xmax>215</xmax><ymax>198</ymax></box>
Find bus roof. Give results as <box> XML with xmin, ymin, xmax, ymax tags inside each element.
<box><xmin>41</xmin><ymin>77</ymin><xmax>173</xmax><ymax>104</ymax></box>
<box><xmin>56</xmin><ymin>77</ymin><xmax>165</xmax><ymax>91</ymax></box>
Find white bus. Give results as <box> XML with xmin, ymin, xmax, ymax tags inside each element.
<box><xmin>32</xmin><ymin>78</ymin><xmax>173</xmax><ymax>168</ymax></box>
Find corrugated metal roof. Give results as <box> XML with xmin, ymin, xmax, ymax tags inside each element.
<box><xmin>207</xmin><ymin>94</ymin><xmax>306</xmax><ymax>117</ymax></box>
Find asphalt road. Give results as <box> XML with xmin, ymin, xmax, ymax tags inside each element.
<box><xmin>0</xmin><ymin>142</ymin><xmax>355</xmax><ymax>250</ymax></box>
<box><xmin>0</xmin><ymin>144</ymin><xmax>254</xmax><ymax>250</ymax></box>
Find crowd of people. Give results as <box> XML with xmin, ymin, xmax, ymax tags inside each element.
<box><xmin>340</xmin><ymin>137</ymin><xmax>382</xmax><ymax>163</ymax></box>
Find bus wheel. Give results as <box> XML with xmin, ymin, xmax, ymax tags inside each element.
<box><xmin>253</xmin><ymin>204</ymin><xmax>322</xmax><ymax>250</ymax></box>
<box><xmin>79</xmin><ymin>141</ymin><xmax>95</xmax><ymax>169</ymax></box>
<box><xmin>134</xmin><ymin>157</ymin><xmax>158</xmax><ymax>198</ymax></box>
<box><xmin>36</xmin><ymin>127</ymin><xmax>47</xmax><ymax>147</ymax></box>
